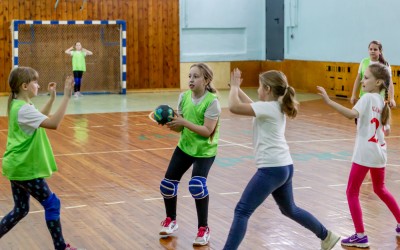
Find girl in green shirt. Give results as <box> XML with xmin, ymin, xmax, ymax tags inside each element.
<box><xmin>65</xmin><ymin>42</ymin><xmax>93</xmax><ymax>97</ymax></box>
<box><xmin>159</xmin><ymin>63</ymin><xmax>221</xmax><ymax>246</ymax></box>
<box><xmin>0</xmin><ymin>67</ymin><xmax>80</xmax><ymax>250</ymax></box>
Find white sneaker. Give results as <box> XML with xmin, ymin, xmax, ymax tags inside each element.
<box><xmin>159</xmin><ymin>217</ymin><xmax>178</xmax><ymax>237</ymax></box>
<box><xmin>321</xmin><ymin>230</ymin><xmax>340</xmax><ymax>250</ymax></box>
<box><xmin>74</xmin><ymin>92</ymin><xmax>79</xmax><ymax>98</ymax></box>
<box><xmin>193</xmin><ymin>226</ymin><xmax>210</xmax><ymax>246</ymax></box>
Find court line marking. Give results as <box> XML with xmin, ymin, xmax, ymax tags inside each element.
<box><xmin>219</xmin><ymin>139</ymin><xmax>253</xmax><ymax>149</ymax></box>
<box><xmin>105</xmin><ymin>201</ymin><xmax>126</xmax><ymax>205</ymax></box>
<box><xmin>65</xmin><ymin>205</ymin><xmax>87</xmax><ymax>209</ymax></box>
<box><xmin>293</xmin><ymin>187</ymin><xmax>311</xmax><ymax>190</ymax></box>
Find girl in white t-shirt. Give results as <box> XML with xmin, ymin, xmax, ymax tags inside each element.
<box><xmin>223</xmin><ymin>69</ymin><xmax>340</xmax><ymax>250</ymax></box>
<box><xmin>318</xmin><ymin>63</ymin><xmax>400</xmax><ymax>248</ymax></box>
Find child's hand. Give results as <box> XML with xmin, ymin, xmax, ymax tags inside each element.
<box><xmin>64</xmin><ymin>75</ymin><xmax>74</xmax><ymax>97</ymax></box>
<box><xmin>317</xmin><ymin>86</ymin><xmax>331</xmax><ymax>103</ymax></box>
<box><xmin>230</xmin><ymin>68</ymin><xmax>242</xmax><ymax>88</ymax></box>
<box><xmin>48</xmin><ymin>82</ymin><xmax>57</xmax><ymax>98</ymax></box>
<box><xmin>166</xmin><ymin>113</ymin><xmax>184</xmax><ymax>132</ymax></box>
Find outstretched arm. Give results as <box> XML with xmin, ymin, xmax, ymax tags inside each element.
<box><xmin>317</xmin><ymin>86</ymin><xmax>358</xmax><ymax>119</ymax></box>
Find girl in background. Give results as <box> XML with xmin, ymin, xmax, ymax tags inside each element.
<box><xmin>350</xmin><ymin>40</ymin><xmax>396</xmax><ymax>107</ymax></box>
<box><xmin>65</xmin><ymin>42</ymin><xmax>93</xmax><ymax>97</ymax></box>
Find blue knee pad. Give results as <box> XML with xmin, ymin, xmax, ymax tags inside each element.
<box><xmin>189</xmin><ymin>176</ymin><xmax>208</xmax><ymax>199</ymax></box>
<box><xmin>41</xmin><ymin>193</ymin><xmax>61</xmax><ymax>221</ymax></box>
<box><xmin>160</xmin><ymin>178</ymin><xmax>179</xmax><ymax>198</ymax></box>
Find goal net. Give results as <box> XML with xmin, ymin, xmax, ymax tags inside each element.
<box><xmin>11</xmin><ymin>20</ymin><xmax>127</xmax><ymax>94</ymax></box>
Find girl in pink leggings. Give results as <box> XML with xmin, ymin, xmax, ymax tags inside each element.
<box><xmin>317</xmin><ymin>63</ymin><xmax>400</xmax><ymax>248</ymax></box>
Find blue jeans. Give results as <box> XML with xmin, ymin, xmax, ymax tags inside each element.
<box><xmin>223</xmin><ymin>165</ymin><xmax>327</xmax><ymax>250</ymax></box>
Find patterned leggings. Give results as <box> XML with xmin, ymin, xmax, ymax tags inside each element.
<box><xmin>0</xmin><ymin>179</ymin><xmax>66</xmax><ymax>250</ymax></box>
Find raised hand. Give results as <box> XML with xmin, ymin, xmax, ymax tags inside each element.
<box><xmin>316</xmin><ymin>86</ymin><xmax>330</xmax><ymax>103</ymax></box>
<box><xmin>48</xmin><ymin>82</ymin><xmax>57</xmax><ymax>99</ymax></box>
<box><xmin>230</xmin><ymin>68</ymin><xmax>242</xmax><ymax>88</ymax></box>
<box><xmin>64</xmin><ymin>75</ymin><xmax>74</xmax><ymax>97</ymax></box>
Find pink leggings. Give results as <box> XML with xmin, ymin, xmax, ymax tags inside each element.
<box><xmin>347</xmin><ymin>162</ymin><xmax>400</xmax><ymax>233</ymax></box>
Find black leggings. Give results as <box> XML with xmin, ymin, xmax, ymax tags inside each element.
<box><xmin>163</xmin><ymin>147</ymin><xmax>215</xmax><ymax>228</ymax></box>
<box><xmin>73</xmin><ymin>70</ymin><xmax>84</xmax><ymax>92</ymax></box>
<box><xmin>0</xmin><ymin>179</ymin><xmax>66</xmax><ymax>250</ymax></box>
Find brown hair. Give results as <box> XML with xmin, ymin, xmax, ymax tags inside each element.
<box><xmin>259</xmin><ymin>70</ymin><xmax>299</xmax><ymax>118</ymax></box>
<box><xmin>368</xmin><ymin>63</ymin><xmax>391</xmax><ymax>125</ymax></box>
<box><xmin>190</xmin><ymin>63</ymin><xmax>217</xmax><ymax>94</ymax></box>
<box><xmin>369</xmin><ymin>40</ymin><xmax>388</xmax><ymax>66</ymax></box>
<box><xmin>190</xmin><ymin>63</ymin><xmax>219</xmax><ymax>141</ymax></box>
<box><xmin>7</xmin><ymin>67</ymin><xmax>39</xmax><ymax>115</ymax></box>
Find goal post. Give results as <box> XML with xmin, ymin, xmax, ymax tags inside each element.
<box><xmin>11</xmin><ymin>20</ymin><xmax>127</xmax><ymax>94</ymax></box>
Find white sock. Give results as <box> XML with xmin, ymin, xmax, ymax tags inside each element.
<box><xmin>356</xmin><ymin>233</ymin><xmax>364</xmax><ymax>237</ymax></box>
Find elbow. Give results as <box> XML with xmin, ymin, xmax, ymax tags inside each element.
<box><xmin>47</xmin><ymin>124</ymin><xmax>59</xmax><ymax>130</ymax></box>
<box><xmin>228</xmin><ymin>104</ymin><xmax>239</xmax><ymax>114</ymax></box>
<box><xmin>347</xmin><ymin>114</ymin><xmax>358</xmax><ymax>120</ymax></box>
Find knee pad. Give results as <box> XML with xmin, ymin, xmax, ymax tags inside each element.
<box><xmin>189</xmin><ymin>176</ymin><xmax>208</xmax><ymax>199</ymax></box>
<box><xmin>74</xmin><ymin>78</ymin><xmax>81</xmax><ymax>85</ymax></box>
<box><xmin>160</xmin><ymin>178</ymin><xmax>179</xmax><ymax>198</ymax></box>
<box><xmin>41</xmin><ymin>193</ymin><xmax>61</xmax><ymax>221</ymax></box>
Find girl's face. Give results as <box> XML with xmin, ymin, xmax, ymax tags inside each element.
<box><xmin>361</xmin><ymin>68</ymin><xmax>381</xmax><ymax>94</ymax></box>
<box><xmin>368</xmin><ymin>43</ymin><xmax>381</xmax><ymax>61</ymax></box>
<box><xmin>26</xmin><ymin>80</ymin><xmax>40</xmax><ymax>97</ymax></box>
<box><xmin>75</xmin><ymin>42</ymin><xmax>82</xmax><ymax>51</ymax></box>
<box><xmin>188</xmin><ymin>66</ymin><xmax>207</xmax><ymax>94</ymax></box>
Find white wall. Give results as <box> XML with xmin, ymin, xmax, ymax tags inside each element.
<box><xmin>285</xmin><ymin>0</ymin><xmax>400</xmax><ymax>65</ymax></box>
<box><xmin>180</xmin><ymin>0</ymin><xmax>400</xmax><ymax>65</ymax></box>
<box><xmin>180</xmin><ymin>0</ymin><xmax>266</xmax><ymax>62</ymax></box>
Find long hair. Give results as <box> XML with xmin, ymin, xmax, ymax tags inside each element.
<box><xmin>368</xmin><ymin>63</ymin><xmax>391</xmax><ymax>126</ymax></box>
<box><xmin>190</xmin><ymin>63</ymin><xmax>217</xmax><ymax>94</ymax></box>
<box><xmin>7</xmin><ymin>67</ymin><xmax>39</xmax><ymax>115</ymax></box>
<box><xmin>369</xmin><ymin>40</ymin><xmax>388</xmax><ymax>66</ymax></box>
<box><xmin>259</xmin><ymin>70</ymin><xmax>299</xmax><ymax>118</ymax></box>
<box><xmin>190</xmin><ymin>63</ymin><xmax>219</xmax><ymax>141</ymax></box>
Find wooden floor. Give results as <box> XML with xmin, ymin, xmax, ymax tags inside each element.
<box><xmin>1</xmin><ymin>98</ymin><xmax>400</xmax><ymax>250</ymax></box>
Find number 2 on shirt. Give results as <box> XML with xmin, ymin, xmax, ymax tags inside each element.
<box><xmin>368</xmin><ymin>118</ymin><xmax>379</xmax><ymax>143</ymax></box>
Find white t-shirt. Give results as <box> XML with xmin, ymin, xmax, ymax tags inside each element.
<box><xmin>250</xmin><ymin>101</ymin><xmax>293</xmax><ymax>168</ymax></box>
<box><xmin>352</xmin><ymin>93</ymin><xmax>387</xmax><ymax>167</ymax></box>
<box><xmin>18</xmin><ymin>104</ymin><xmax>47</xmax><ymax>135</ymax></box>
